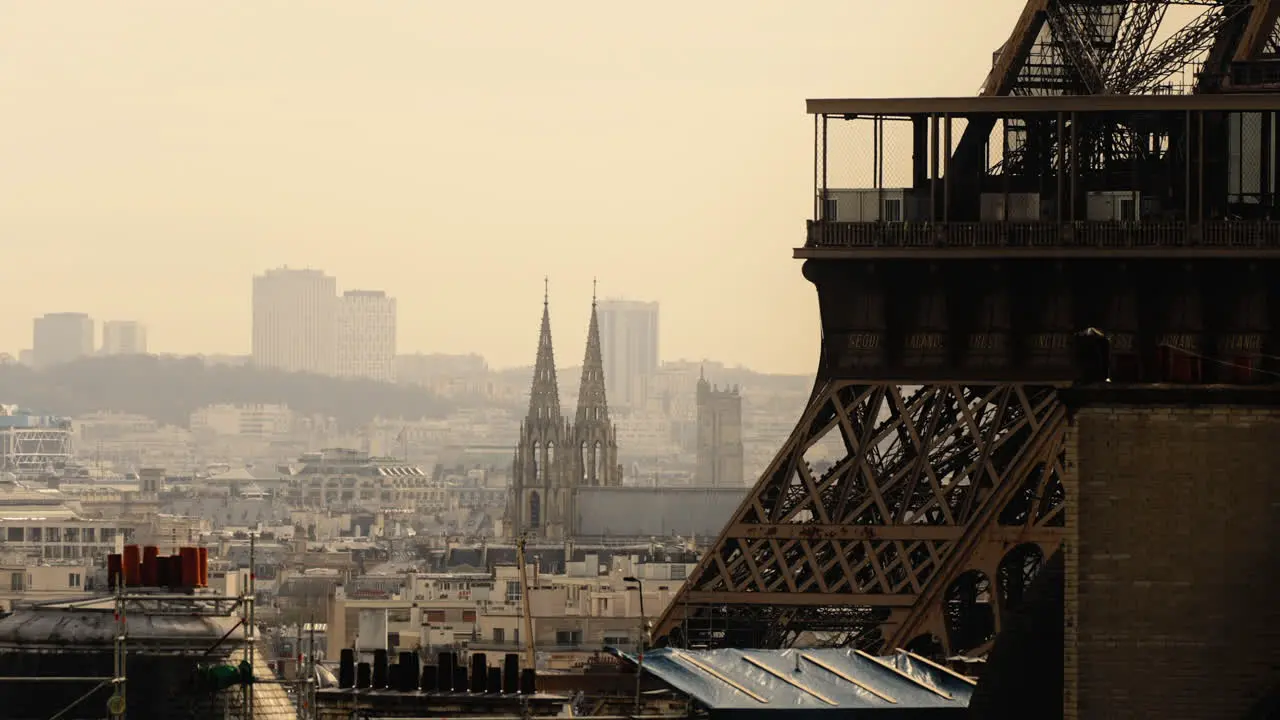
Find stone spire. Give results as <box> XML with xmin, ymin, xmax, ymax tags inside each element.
<box><xmin>576</xmin><ymin>279</ymin><xmax>610</xmax><ymax>425</ymax></box>
<box><xmin>527</xmin><ymin>277</ymin><xmax>561</xmax><ymax>423</ymax></box>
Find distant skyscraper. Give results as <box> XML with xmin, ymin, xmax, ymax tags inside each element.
<box><xmin>696</xmin><ymin>372</ymin><xmax>745</xmax><ymax>487</ymax></box>
<box><xmin>336</xmin><ymin>290</ymin><xmax>397</xmax><ymax>382</ymax></box>
<box><xmin>101</xmin><ymin>320</ymin><xmax>148</xmax><ymax>355</ymax></box>
<box><xmin>596</xmin><ymin>299</ymin><xmax>659</xmax><ymax>410</ymax></box>
<box><xmin>32</xmin><ymin>313</ymin><xmax>94</xmax><ymax>368</ymax></box>
<box><xmin>252</xmin><ymin>267</ymin><xmax>337</xmax><ymax>375</ymax></box>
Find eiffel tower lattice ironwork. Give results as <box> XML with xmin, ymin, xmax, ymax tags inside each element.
<box><xmin>652</xmin><ymin>0</ymin><xmax>1280</xmax><ymax>659</ymax></box>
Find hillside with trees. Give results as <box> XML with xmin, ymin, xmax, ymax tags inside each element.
<box><xmin>0</xmin><ymin>355</ymin><xmax>453</xmax><ymax>429</ymax></box>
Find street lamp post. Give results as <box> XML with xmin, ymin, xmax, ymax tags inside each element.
<box><xmin>623</xmin><ymin>576</ymin><xmax>647</xmax><ymax>716</ymax></box>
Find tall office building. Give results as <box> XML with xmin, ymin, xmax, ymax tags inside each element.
<box><xmin>101</xmin><ymin>321</ymin><xmax>148</xmax><ymax>356</ymax></box>
<box><xmin>336</xmin><ymin>290</ymin><xmax>397</xmax><ymax>382</ymax></box>
<box><xmin>32</xmin><ymin>313</ymin><xmax>94</xmax><ymax>368</ymax></box>
<box><xmin>596</xmin><ymin>299</ymin><xmax>659</xmax><ymax>410</ymax></box>
<box><xmin>251</xmin><ymin>267</ymin><xmax>337</xmax><ymax>375</ymax></box>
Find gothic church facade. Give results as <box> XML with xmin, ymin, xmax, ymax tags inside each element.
<box><xmin>507</xmin><ymin>288</ymin><xmax>622</xmax><ymax>539</ymax></box>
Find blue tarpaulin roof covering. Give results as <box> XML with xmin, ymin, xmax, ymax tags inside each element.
<box><xmin>616</xmin><ymin>648</ymin><xmax>973</xmax><ymax>715</ymax></box>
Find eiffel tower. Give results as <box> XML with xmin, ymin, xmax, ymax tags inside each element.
<box><xmin>653</xmin><ymin>0</ymin><xmax>1280</xmax><ymax>659</ymax></box>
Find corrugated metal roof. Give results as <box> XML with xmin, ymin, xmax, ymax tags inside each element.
<box><xmin>624</xmin><ymin>648</ymin><xmax>974</xmax><ymax>712</ymax></box>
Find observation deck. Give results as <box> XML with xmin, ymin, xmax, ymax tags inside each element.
<box><xmin>794</xmin><ymin>92</ymin><xmax>1280</xmax><ymax>384</ymax></box>
<box><xmin>799</xmin><ymin>93</ymin><xmax>1280</xmax><ymax>259</ymax></box>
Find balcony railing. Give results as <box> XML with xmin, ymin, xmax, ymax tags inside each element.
<box><xmin>811</xmin><ymin>104</ymin><xmax>1280</xmax><ymax>245</ymax></box>
<box><xmin>805</xmin><ymin>220</ymin><xmax>1280</xmax><ymax>251</ymax></box>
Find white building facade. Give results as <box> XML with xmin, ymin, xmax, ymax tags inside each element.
<box><xmin>336</xmin><ymin>290</ymin><xmax>397</xmax><ymax>382</ymax></box>
<box><xmin>190</xmin><ymin>403</ymin><xmax>294</xmax><ymax>439</ymax></box>
<box><xmin>32</xmin><ymin>313</ymin><xmax>94</xmax><ymax>368</ymax></box>
<box><xmin>252</xmin><ymin>267</ymin><xmax>337</xmax><ymax>375</ymax></box>
<box><xmin>101</xmin><ymin>320</ymin><xmax>148</xmax><ymax>355</ymax></box>
<box><xmin>596</xmin><ymin>300</ymin><xmax>659</xmax><ymax>410</ymax></box>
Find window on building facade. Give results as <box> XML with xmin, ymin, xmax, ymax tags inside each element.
<box><xmin>493</xmin><ymin>628</ymin><xmax>505</xmax><ymax>643</ymax></box>
<box><xmin>68</xmin><ymin>573</ymin><xmax>81</xmax><ymax>588</ymax></box>
<box><xmin>555</xmin><ymin>630</ymin><xmax>583</xmax><ymax>647</ymax></box>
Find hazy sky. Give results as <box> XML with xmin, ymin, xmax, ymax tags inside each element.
<box><xmin>0</xmin><ymin>1</ymin><xmax>1018</xmax><ymax>373</ymax></box>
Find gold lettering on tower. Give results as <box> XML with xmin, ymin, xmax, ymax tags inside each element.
<box><xmin>968</xmin><ymin>333</ymin><xmax>1006</xmax><ymax>351</ymax></box>
<box><xmin>906</xmin><ymin>333</ymin><xmax>946</xmax><ymax>351</ymax></box>
<box><xmin>845</xmin><ymin>333</ymin><xmax>882</xmax><ymax>351</ymax></box>
<box><xmin>1032</xmin><ymin>333</ymin><xmax>1071</xmax><ymax>351</ymax></box>
<box><xmin>1158</xmin><ymin>334</ymin><xmax>1200</xmax><ymax>352</ymax></box>
<box><xmin>1222</xmin><ymin>334</ymin><xmax>1262</xmax><ymax>352</ymax></box>
<box><xmin>837</xmin><ymin>332</ymin><xmax>885</xmax><ymax>369</ymax></box>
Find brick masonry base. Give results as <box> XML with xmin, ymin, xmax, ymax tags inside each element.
<box><xmin>1064</xmin><ymin>403</ymin><xmax>1280</xmax><ymax>718</ymax></box>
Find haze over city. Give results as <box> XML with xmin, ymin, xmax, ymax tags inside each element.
<box><xmin>0</xmin><ymin>0</ymin><xmax>1277</xmax><ymax>717</ymax></box>
<box><xmin>0</xmin><ymin>0</ymin><xmax>1021</xmax><ymax>373</ymax></box>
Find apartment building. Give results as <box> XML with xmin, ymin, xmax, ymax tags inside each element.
<box><xmin>476</xmin><ymin>562</ymin><xmax>687</xmax><ymax>656</ymax></box>
<box><xmin>0</xmin><ymin>563</ymin><xmax>94</xmax><ymax>611</ymax></box>
<box><xmin>190</xmin><ymin>403</ymin><xmax>293</xmax><ymax>438</ymax></box>
<box><xmin>323</xmin><ymin>556</ymin><xmax>694</xmax><ymax>668</ymax></box>
<box><xmin>336</xmin><ymin>290</ymin><xmax>396</xmax><ymax>382</ymax></box>
<box><xmin>252</xmin><ymin>267</ymin><xmax>338</xmax><ymax>375</ymax></box>
<box><xmin>0</xmin><ymin>518</ymin><xmax>132</xmax><ymax>562</ymax></box>
<box><xmin>100</xmin><ymin>320</ymin><xmax>148</xmax><ymax>355</ymax></box>
<box><xmin>326</xmin><ymin>572</ymin><xmax>494</xmax><ymax>659</ymax></box>
<box><xmin>596</xmin><ymin>299</ymin><xmax>660</xmax><ymax>410</ymax></box>
<box><xmin>32</xmin><ymin>313</ymin><xmax>94</xmax><ymax>368</ymax></box>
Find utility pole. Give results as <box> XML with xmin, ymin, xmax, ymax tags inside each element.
<box><xmin>624</xmin><ymin>575</ymin><xmax>647</xmax><ymax>716</ymax></box>
<box><xmin>109</xmin><ymin>579</ymin><xmax>127</xmax><ymax>718</ymax></box>
<box><xmin>515</xmin><ymin>535</ymin><xmax>536</xmax><ymax>669</ymax></box>
<box><xmin>243</xmin><ymin>532</ymin><xmax>256</xmax><ymax>717</ymax></box>
<box><xmin>307</xmin><ymin>614</ymin><xmax>317</xmax><ymax>720</ymax></box>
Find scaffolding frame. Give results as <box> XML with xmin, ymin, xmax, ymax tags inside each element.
<box><xmin>0</xmin><ymin>579</ymin><xmax>130</xmax><ymax>718</ymax></box>
<box><xmin>0</xmin><ymin>534</ymin><xmax>264</xmax><ymax>719</ymax></box>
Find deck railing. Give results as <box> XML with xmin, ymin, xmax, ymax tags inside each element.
<box><xmin>805</xmin><ymin>220</ymin><xmax>1280</xmax><ymax>250</ymax></box>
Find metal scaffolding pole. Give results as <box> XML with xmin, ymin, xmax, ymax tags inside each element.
<box><xmin>242</xmin><ymin>531</ymin><xmax>256</xmax><ymax>719</ymax></box>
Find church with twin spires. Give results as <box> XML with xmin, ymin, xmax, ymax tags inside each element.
<box><xmin>506</xmin><ymin>284</ymin><xmax>622</xmax><ymax>539</ymax></box>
